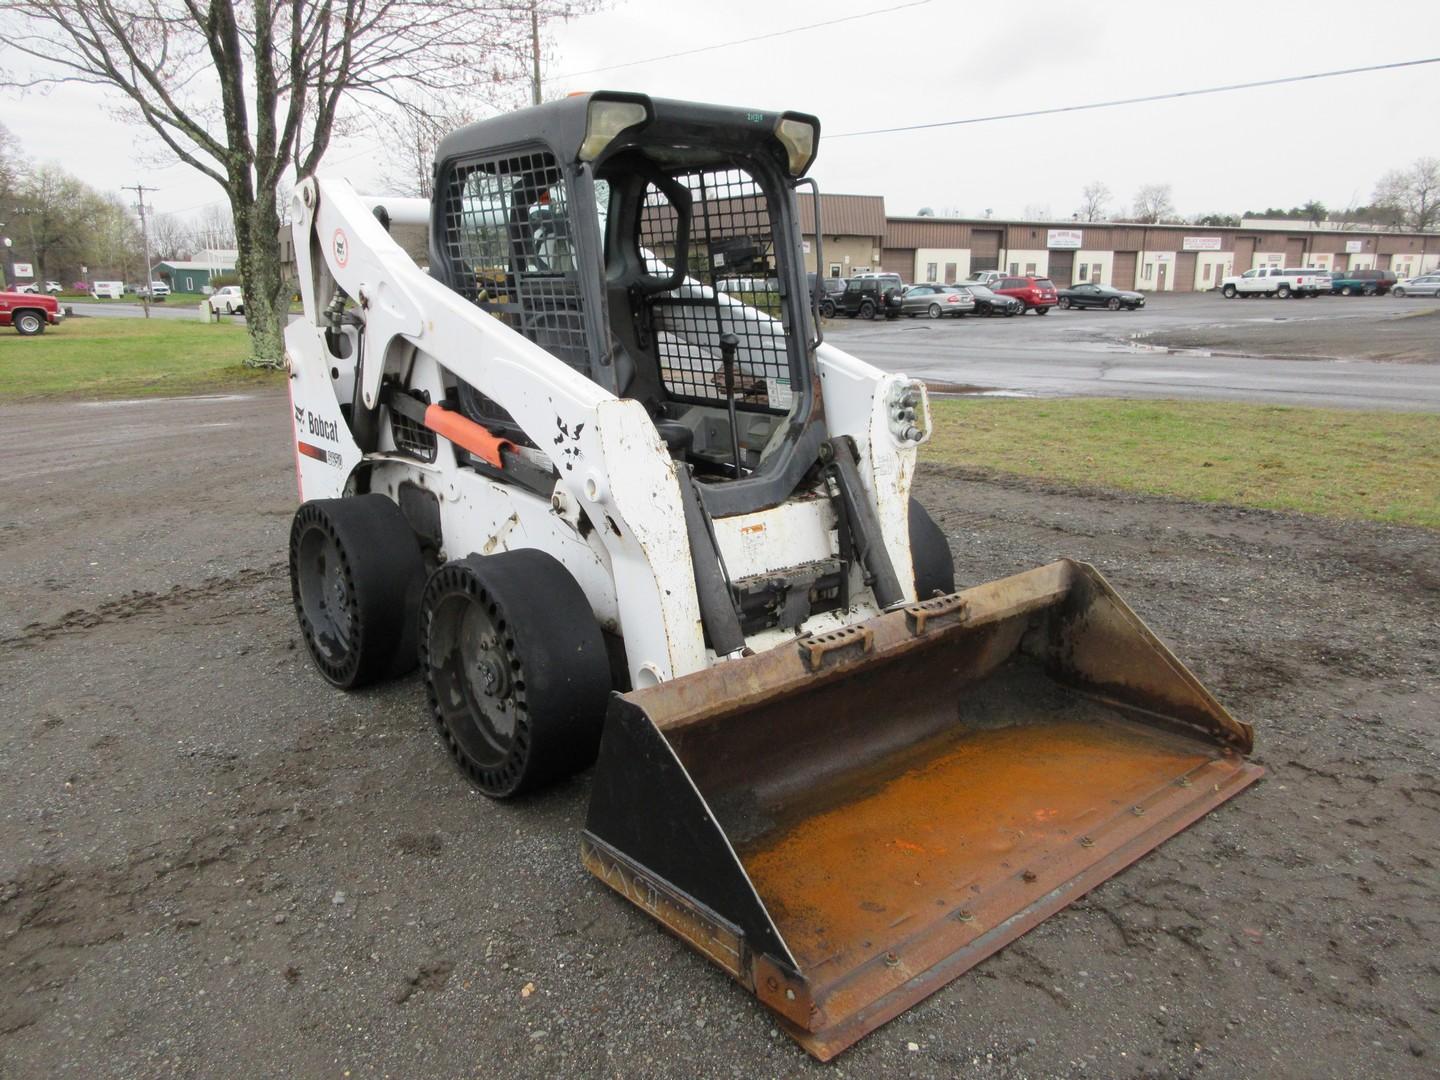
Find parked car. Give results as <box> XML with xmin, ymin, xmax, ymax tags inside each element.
<box><xmin>0</xmin><ymin>289</ymin><xmax>64</xmax><ymax>335</ymax></box>
<box><xmin>958</xmin><ymin>283</ymin><xmax>1023</xmax><ymax>317</ymax></box>
<box><xmin>1391</xmin><ymin>274</ymin><xmax>1440</xmax><ymax>298</ymax></box>
<box><xmin>212</xmin><ymin>284</ymin><xmax>246</xmax><ymax>314</ymax></box>
<box><xmin>15</xmin><ymin>281</ymin><xmax>63</xmax><ymax>295</ymax></box>
<box><xmin>1056</xmin><ymin>283</ymin><xmax>1146</xmax><ymax>310</ymax></box>
<box><xmin>1220</xmin><ymin>266</ymin><xmax>1329</xmax><ymax>298</ymax></box>
<box><xmin>808</xmin><ymin>273</ymin><xmax>848</xmax><ymax>317</ymax></box>
<box><xmin>835</xmin><ymin>272</ymin><xmax>903</xmax><ymax>320</ymax></box>
<box><xmin>897</xmin><ymin>284</ymin><xmax>975</xmax><ymax>318</ymax></box>
<box><xmin>136</xmin><ymin>280</ymin><xmax>170</xmax><ymax>299</ymax></box>
<box><xmin>962</xmin><ymin>270</ymin><xmax>1006</xmax><ymax>287</ymax></box>
<box><xmin>1329</xmin><ymin>268</ymin><xmax>1398</xmax><ymax>296</ymax></box>
<box><xmin>993</xmin><ymin>275</ymin><xmax>1058</xmax><ymax>313</ymax></box>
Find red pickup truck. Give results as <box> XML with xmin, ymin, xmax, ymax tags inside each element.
<box><xmin>0</xmin><ymin>290</ymin><xmax>64</xmax><ymax>335</ymax></box>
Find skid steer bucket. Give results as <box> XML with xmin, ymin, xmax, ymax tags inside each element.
<box><xmin>583</xmin><ymin>560</ymin><xmax>1261</xmax><ymax>1060</ymax></box>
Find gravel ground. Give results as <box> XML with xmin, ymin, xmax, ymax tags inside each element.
<box><xmin>0</xmin><ymin>390</ymin><xmax>1436</xmax><ymax>1078</ymax></box>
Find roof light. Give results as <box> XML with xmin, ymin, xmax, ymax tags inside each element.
<box><xmin>579</xmin><ymin>97</ymin><xmax>649</xmax><ymax>162</ymax></box>
<box><xmin>774</xmin><ymin>114</ymin><xmax>818</xmax><ymax>177</ymax></box>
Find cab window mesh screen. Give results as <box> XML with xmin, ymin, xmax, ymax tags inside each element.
<box><xmin>439</xmin><ymin>149</ymin><xmax>593</xmax><ymax>377</ymax></box>
<box><xmin>639</xmin><ymin>167</ymin><xmax>792</xmax><ymax>413</ymax></box>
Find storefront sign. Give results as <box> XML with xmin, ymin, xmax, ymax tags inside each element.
<box><xmin>12</xmin><ymin>262</ymin><xmax>33</xmax><ymax>277</ymax></box>
<box><xmin>1046</xmin><ymin>229</ymin><xmax>1082</xmax><ymax>249</ymax></box>
<box><xmin>1152</xmin><ymin>251</ymin><xmax>1174</xmax><ymax>262</ymax></box>
<box><xmin>1182</xmin><ymin>236</ymin><xmax>1222</xmax><ymax>251</ymax></box>
<box><xmin>1344</xmin><ymin>239</ymin><xmax>1364</xmax><ymax>253</ymax></box>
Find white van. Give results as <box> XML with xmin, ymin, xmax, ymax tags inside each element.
<box><xmin>90</xmin><ymin>281</ymin><xmax>125</xmax><ymax>299</ymax></box>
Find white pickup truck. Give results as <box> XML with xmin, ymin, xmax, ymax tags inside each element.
<box><xmin>1221</xmin><ymin>266</ymin><xmax>1331</xmax><ymax>299</ymax></box>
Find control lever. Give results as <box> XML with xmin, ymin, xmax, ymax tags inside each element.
<box><xmin>719</xmin><ymin>333</ymin><xmax>743</xmax><ymax>479</ymax></box>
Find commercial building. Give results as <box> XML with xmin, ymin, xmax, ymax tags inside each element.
<box><xmin>875</xmin><ymin>217</ymin><xmax>1440</xmax><ymax>291</ymax></box>
<box><xmin>152</xmin><ymin>248</ymin><xmax>239</xmax><ymax>293</ymax></box>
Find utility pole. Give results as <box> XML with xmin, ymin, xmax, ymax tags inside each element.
<box><xmin>529</xmin><ymin>0</ymin><xmax>542</xmax><ymax>106</ymax></box>
<box><xmin>124</xmin><ymin>184</ymin><xmax>156</xmax><ymax>319</ymax></box>
<box><xmin>0</xmin><ymin>224</ymin><xmax>13</xmax><ymax>290</ymax></box>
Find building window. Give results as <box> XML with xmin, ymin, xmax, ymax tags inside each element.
<box><xmin>828</xmin><ymin>263</ymin><xmax>842</xmax><ymax>278</ymax></box>
<box><xmin>1091</xmin><ymin>265</ymin><xmax>1101</xmax><ymax>283</ymax></box>
<box><xmin>1143</xmin><ymin>263</ymin><xmax>1154</xmax><ymax>279</ymax></box>
<box><xmin>1009</xmin><ymin>262</ymin><xmax>1019</xmax><ymax>275</ymax></box>
<box><xmin>944</xmin><ymin>262</ymin><xmax>956</xmax><ymax>283</ymax></box>
<box><xmin>1024</xmin><ymin>262</ymin><xmax>1036</xmax><ymax>276</ymax></box>
<box><xmin>1203</xmin><ymin>264</ymin><xmax>1211</xmax><ymax>281</ymax></box>
<box><xmin>1078</xmin><ymin>262</ymin><xmax>1088</xmax><ymax>281</ymax></box>
<box><xmin>925</xmin><ymin>262</ymin><xmax>938</xmax><ymax>282</ymax></box>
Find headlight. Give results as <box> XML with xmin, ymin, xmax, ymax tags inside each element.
<box><xmin>774</xmin><ymin>113</ymin><xmax>819</xmax><ymax>177</ymax></box>
<box><xmin>579</xmin><ymin>95</ymin><xmax>651</xmax><ymax>162</ymax></box>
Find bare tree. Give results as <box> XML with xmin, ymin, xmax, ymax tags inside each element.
<box><xmin>1077</xmin><ymin>180</ymin><xmax>1109</xmax><ymax>222</ymax></box>
<box><xmin>1021</xmin><ymin>203</ymin><xmax>1052</xmax><ymax>222</ymax></box>
<box><xmin>0</xmin><ymin>1</ymin><xmax>591</xmax><ymax>366</ymax></box>
<box><xmin>0</xmin><ymin>120</ymin><xmax>24</xmax><ymax>206</ymax></box>
<box><xmin>1130</xmin><ymin>183</ymin><xmax>1175</xmax><ymax>224</ymax></box>
<box><xmin>149</xmin><ymin>213</ymin><xmax>192</xmax><ymax>261</ymax></box>
<box><xmin>378</xmin><ymin>98</ymin><xmax>482</xmax><ymax>199</ymax></box>
<box><xmin>1373</xmin><ymin>157</ymin><xmax>1440</xmax><ymax>232</ymax></box>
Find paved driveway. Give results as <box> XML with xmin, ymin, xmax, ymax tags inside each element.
<box><xmin>825</xmin><ymin>293</ymin><xmax>1440</xmax><ymax>411</ymax></box>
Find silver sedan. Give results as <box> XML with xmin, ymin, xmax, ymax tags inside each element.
<box><xmin>898</xmin><ymin>284</ymin><xmax>976</xmax><ymax>318</ymax></box>
<box><xmin>1391</xmin><ymin>274</ymin><xmax>1440</xmax><ymax>298</ymax></box>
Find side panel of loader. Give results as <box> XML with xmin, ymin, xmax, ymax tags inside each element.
<box><xmin>584</xmin><ymin>560</ymin><xmax>1261</xmax><ymax>1059</ymax></box>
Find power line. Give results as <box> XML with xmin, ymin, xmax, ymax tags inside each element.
<box><xmin>550</xmin><ymin>0</ymin><xmax>933</xmax><ymax>81</ymax></box>
<box><xmin>828</xmin><ymin>56</ymin><xmax>1440</xmax><ymax>138</ymax></box>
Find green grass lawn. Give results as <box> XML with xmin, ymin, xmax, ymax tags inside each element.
<box><xmin>0</xmin><ymin>316</ymin><xmax>281</xmax><ymax>400</ymax></box>
<box><xmin>925</xmin><ymin>397</ymin><xmax>1440</xmax><ymax>528</ymax></box>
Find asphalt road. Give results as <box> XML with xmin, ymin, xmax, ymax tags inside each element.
<box><xmin>64</xmin><ymin>301</ymin><xmax>220</xmax><ymax>321</ymax></box>
<box><xmin>824</xmin><ymin>293</ymin><xmax>1440</xmax><ymax>411</ymax></box>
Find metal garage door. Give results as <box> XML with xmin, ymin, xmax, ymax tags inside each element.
<box><xmin>881</xmin><ymin>249</ymin><xmax>912</xmax><ymax>277</ymax></box>
<box><xmin>1175</xmin><ymin>252</ymin><xmax>1197</xmax><ymax>292</ymax></box>
<box><xmin>1047</xmin><ymin>250</ymin><xmax>1074</xmax><ymax>287</ymax></box>
<box><xmin>1285</xmin><ymin>238</ymin><xmax>1306</xmax><ymax>265</ymax></box>
<box><xmin>1233</xmin><ymin>237</ymin><xmax>1256</xmax><ymax>273</ymax></box>
<box><xmin>971</xmin><ymin>229</ymin><xmax>1002</xmax><ymax>271</ymax></box>
<box><xmin>1377</xmin><ymin>253</ymin><xmax>1391</xmax><ymax>270</ymax></box>
<box><xmin>1111</xmin><ymin>251</ymin><xmax>1137</xmax><ymax>289</ymax></box>
<box><xmin>1332</xmin><ymin>253</ymin><xmax>1348</xmax><ymax>273</ymax></box>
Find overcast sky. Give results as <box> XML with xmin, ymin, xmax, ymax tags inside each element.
<box><xmin>6</xmin><ymin>0</ymin><xmax>1439</xmax><ymax>225</ymax></box>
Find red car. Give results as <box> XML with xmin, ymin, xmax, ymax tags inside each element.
<box><xmin>993</xmin><ymin>275</ymin><xmax>1058</xmax><ymax>314</ymax></box>
<box><xmin>0</xmin><ymin>290</ymin><xmax>64</xmax><ymax>335</ymax></box>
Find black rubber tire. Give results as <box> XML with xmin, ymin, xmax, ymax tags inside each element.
<box><xmin>1057</xmin><ymin>297</ymin><xmax>1071</xmax><ymax>309</ymax></box>
<box><xmin>1222</xmin><ymin>285</ymin><xmax>1237</xmax><ymax>298</ymax></box>
<box><xmin>1392</xmin><ymin>287</ymin><xmax>1406</xmax><ymax>298</ymax></box>
<box><xmin>1340</xmin><ymin>286</ymin><xmax>1354</xmax><ymax>296</ymax></box>
<box><xmin>1277</xmin><ymin>285</ymin><xmax>1291</xmax><ymax>299</ymax></box>
<box><xmin>289</xmin><ymin>495</ymin><xmax>426</xmax><ymax>689</ymax></box>
<box><xmin>1004</xmin><ymin>307</ymin><xmax>1016</xmax><ymax>317</ymax></box>
<box><xmin>1035</xmin><ymin>305</ymin><xmax>1050</xmax><ymax>315</ymax></box>
<box><xmin>1107</xmin><ymin>297</ymin><xmax>1121</xmax><ymax>310</ymax></box>
<box><xmin>909</xmin><ymin>497</ymin><xmax>955</xmax><ymax>600</ymax></box>
<box><xmin>421</xmin><ymin>550</ymin><xmax>611</xmax><ymax>798</ymax></box>
<box><xmin>14</xmin><ymin>311</ymin><xmax>45</xmax><ymax>335</ymax></box>
<box><xmin>859</xmin><ymin>300</ymin><xmax>876</xmax><ymax>320</ymax></box>
<box><xmin>926</xmin><ymin>303</ymin><xmax>941</xmax><ymax>319</ymax></box>
<box><xmin>820</xmin><ymin>300</ymin><xmax>835</xmax><ymax>318</ymax></box>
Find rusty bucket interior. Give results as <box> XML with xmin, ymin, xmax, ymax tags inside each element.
<box><xmin>583</xmin><ymin>560</ymin><xmax>1262</xmax><ymax>1060</ymax></box>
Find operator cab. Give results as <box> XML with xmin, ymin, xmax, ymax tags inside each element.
<box><xmin>430</xmin><ymin>93</ymin><xmax>823</xmax><ymax>515</ymax></box>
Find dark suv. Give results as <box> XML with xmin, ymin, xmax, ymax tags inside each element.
<box><xmin>994</xmin><ymin>275</ymin><xmax>1058</xmax><ymax>313</ymax></box>
<box><xmin>809</xmin><ymin>272</ymin><xmax>849</xmax><ymax>317</ymax></box>
<box><xmin>835</xmin><ymin>273</ymin><xmax>903</xmax><ymax>319</ymax></box>
<box><xmin>1329</xmin><ymin>268</ymin><xmax>1397</xmax><ymax>296</ymax></box>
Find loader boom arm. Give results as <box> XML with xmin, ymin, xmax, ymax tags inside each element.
<box><xmin>285</xmin><ymin>176</ymin><xmax>709</xmax><ymax>683</ymax></box>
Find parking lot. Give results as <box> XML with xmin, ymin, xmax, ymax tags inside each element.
<box><xmin>827</xmin><ymin>292</ymin><xmax>1440</xmax><ymax>411</ymax></box>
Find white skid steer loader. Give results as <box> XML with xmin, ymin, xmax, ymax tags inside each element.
<box><xmin>283</xmin><ymin>92</ymin><xmax>1261</xmax><ymax>1059</ymax></box>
